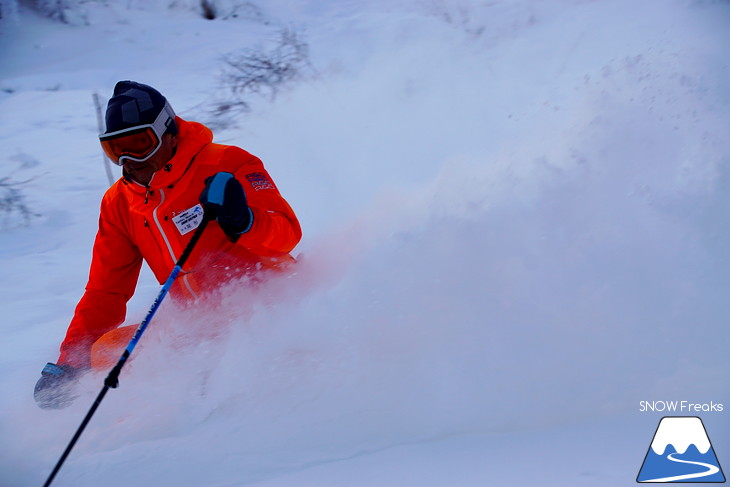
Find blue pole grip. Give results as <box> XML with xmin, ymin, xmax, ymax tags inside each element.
<box><xmin>205</xmin><ymin>172</ymin><xmax>235</xmax><ymax>207</ymax></box>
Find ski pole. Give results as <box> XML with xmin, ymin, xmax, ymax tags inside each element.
<box><xmin>43</xmin><ymin>214</ymin><xmax>211</xmax><ymax>487</ymax></box>
<box><xmin>92</xmin><ymin>92</ymin><xmax>115</xmax><ymax>187</ymax></box>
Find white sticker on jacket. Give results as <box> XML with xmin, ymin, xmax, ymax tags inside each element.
<box><xmin>172</xmin><ymin>204</ymin><xmax>204</xmax><ymax>235</ymax></box>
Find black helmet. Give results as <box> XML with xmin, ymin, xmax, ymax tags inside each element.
<box><xmin>103</xmin><ymin>80</ymin><xmax>177</xmax><ymax>135</ymax></box>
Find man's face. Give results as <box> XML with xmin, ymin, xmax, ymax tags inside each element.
<box><xmin>123</xmin><ymin>133</ymin><xmax>177</xmax><ymax>185</ymax></box>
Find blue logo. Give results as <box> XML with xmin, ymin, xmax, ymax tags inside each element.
<box><xmin>637</xmin><ymin>416</ymin><xmax>725</xmax><ymax>483</ymax></box>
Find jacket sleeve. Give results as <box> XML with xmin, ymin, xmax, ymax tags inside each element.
<box><xmin>57</xmin><ymin>195</ymin><xmax>143</xmax><ymax>369</ymax></box>
<box><xmin>223</xmin><ymin>147</ymin><xmax>302</xmax><ymax>256</ymax></box>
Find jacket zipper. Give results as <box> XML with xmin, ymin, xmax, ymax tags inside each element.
<box><xmin>151</xmin><ymin>188</ymin><xmax>199</xmax><ymax>300</ymax></box>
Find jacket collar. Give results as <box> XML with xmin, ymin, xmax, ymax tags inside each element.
<box><xmin>123</xmin><ymin>118</ymin><xmax>214</xmax><ymax>192</ymax></box>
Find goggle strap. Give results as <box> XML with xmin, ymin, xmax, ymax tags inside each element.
<box><xmin>99</xmin><ymin>100</ymin><xmax>175</xmax><ymax>140</ymax></box>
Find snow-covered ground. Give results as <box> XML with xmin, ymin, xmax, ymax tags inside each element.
<box><xmin>1</xmin><ymin>1</ymin><xmax>729</xmax><ymax>485</ymax></box>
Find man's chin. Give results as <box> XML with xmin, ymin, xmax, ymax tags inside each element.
<box><xmin>123</xmin><ymin>167</ymin><xmax>153</xmax><ymax>184</ymax></box>
<box><xmin>123</xmin><ymin>162</ymin><xmax>147</xmax><ymax>171</ymax></box>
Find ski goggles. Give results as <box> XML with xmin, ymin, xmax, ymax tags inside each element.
<box><xmin>99</xmin><ymin>101</ymin><xmax>176</xmax><ymax>166</ymax></box>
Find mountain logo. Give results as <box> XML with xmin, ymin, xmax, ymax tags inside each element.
<box><xmin>637</xmin><ymin>416</ymin><xmax>725</xmax><ymax>483</ymax></box>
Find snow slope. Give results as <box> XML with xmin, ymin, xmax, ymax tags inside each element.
<box><xmin>1</xmin><ymin>1</ymin><xmax>729</xmax><ymax>485</ymax></box>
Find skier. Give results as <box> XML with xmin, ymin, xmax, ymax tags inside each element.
<box><xmin>33</xmin><ymin>81</ymin><xmax>302</xmax><ymax>409</ymax></box>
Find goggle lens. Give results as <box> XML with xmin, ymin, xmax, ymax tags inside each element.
<box><xmin>100</xmin><ymin>127</ymin><xmax>160</xmax><ymax>165</ymax></box>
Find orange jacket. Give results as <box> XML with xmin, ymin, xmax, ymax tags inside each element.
<box><xmin>58</xmin><ymin>118</ymin><xmax>301</xmax><ymax>368</ymax></box>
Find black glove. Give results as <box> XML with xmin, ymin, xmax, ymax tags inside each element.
<box><xmin>199</xmin><ymin>172</ymin><xmax>253</xmax><ymax>242</ymax></box>
<box><xmin>34</xmin><ymin>362</ymin><xmax>81</xmax><ymax>410</ymax></box>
